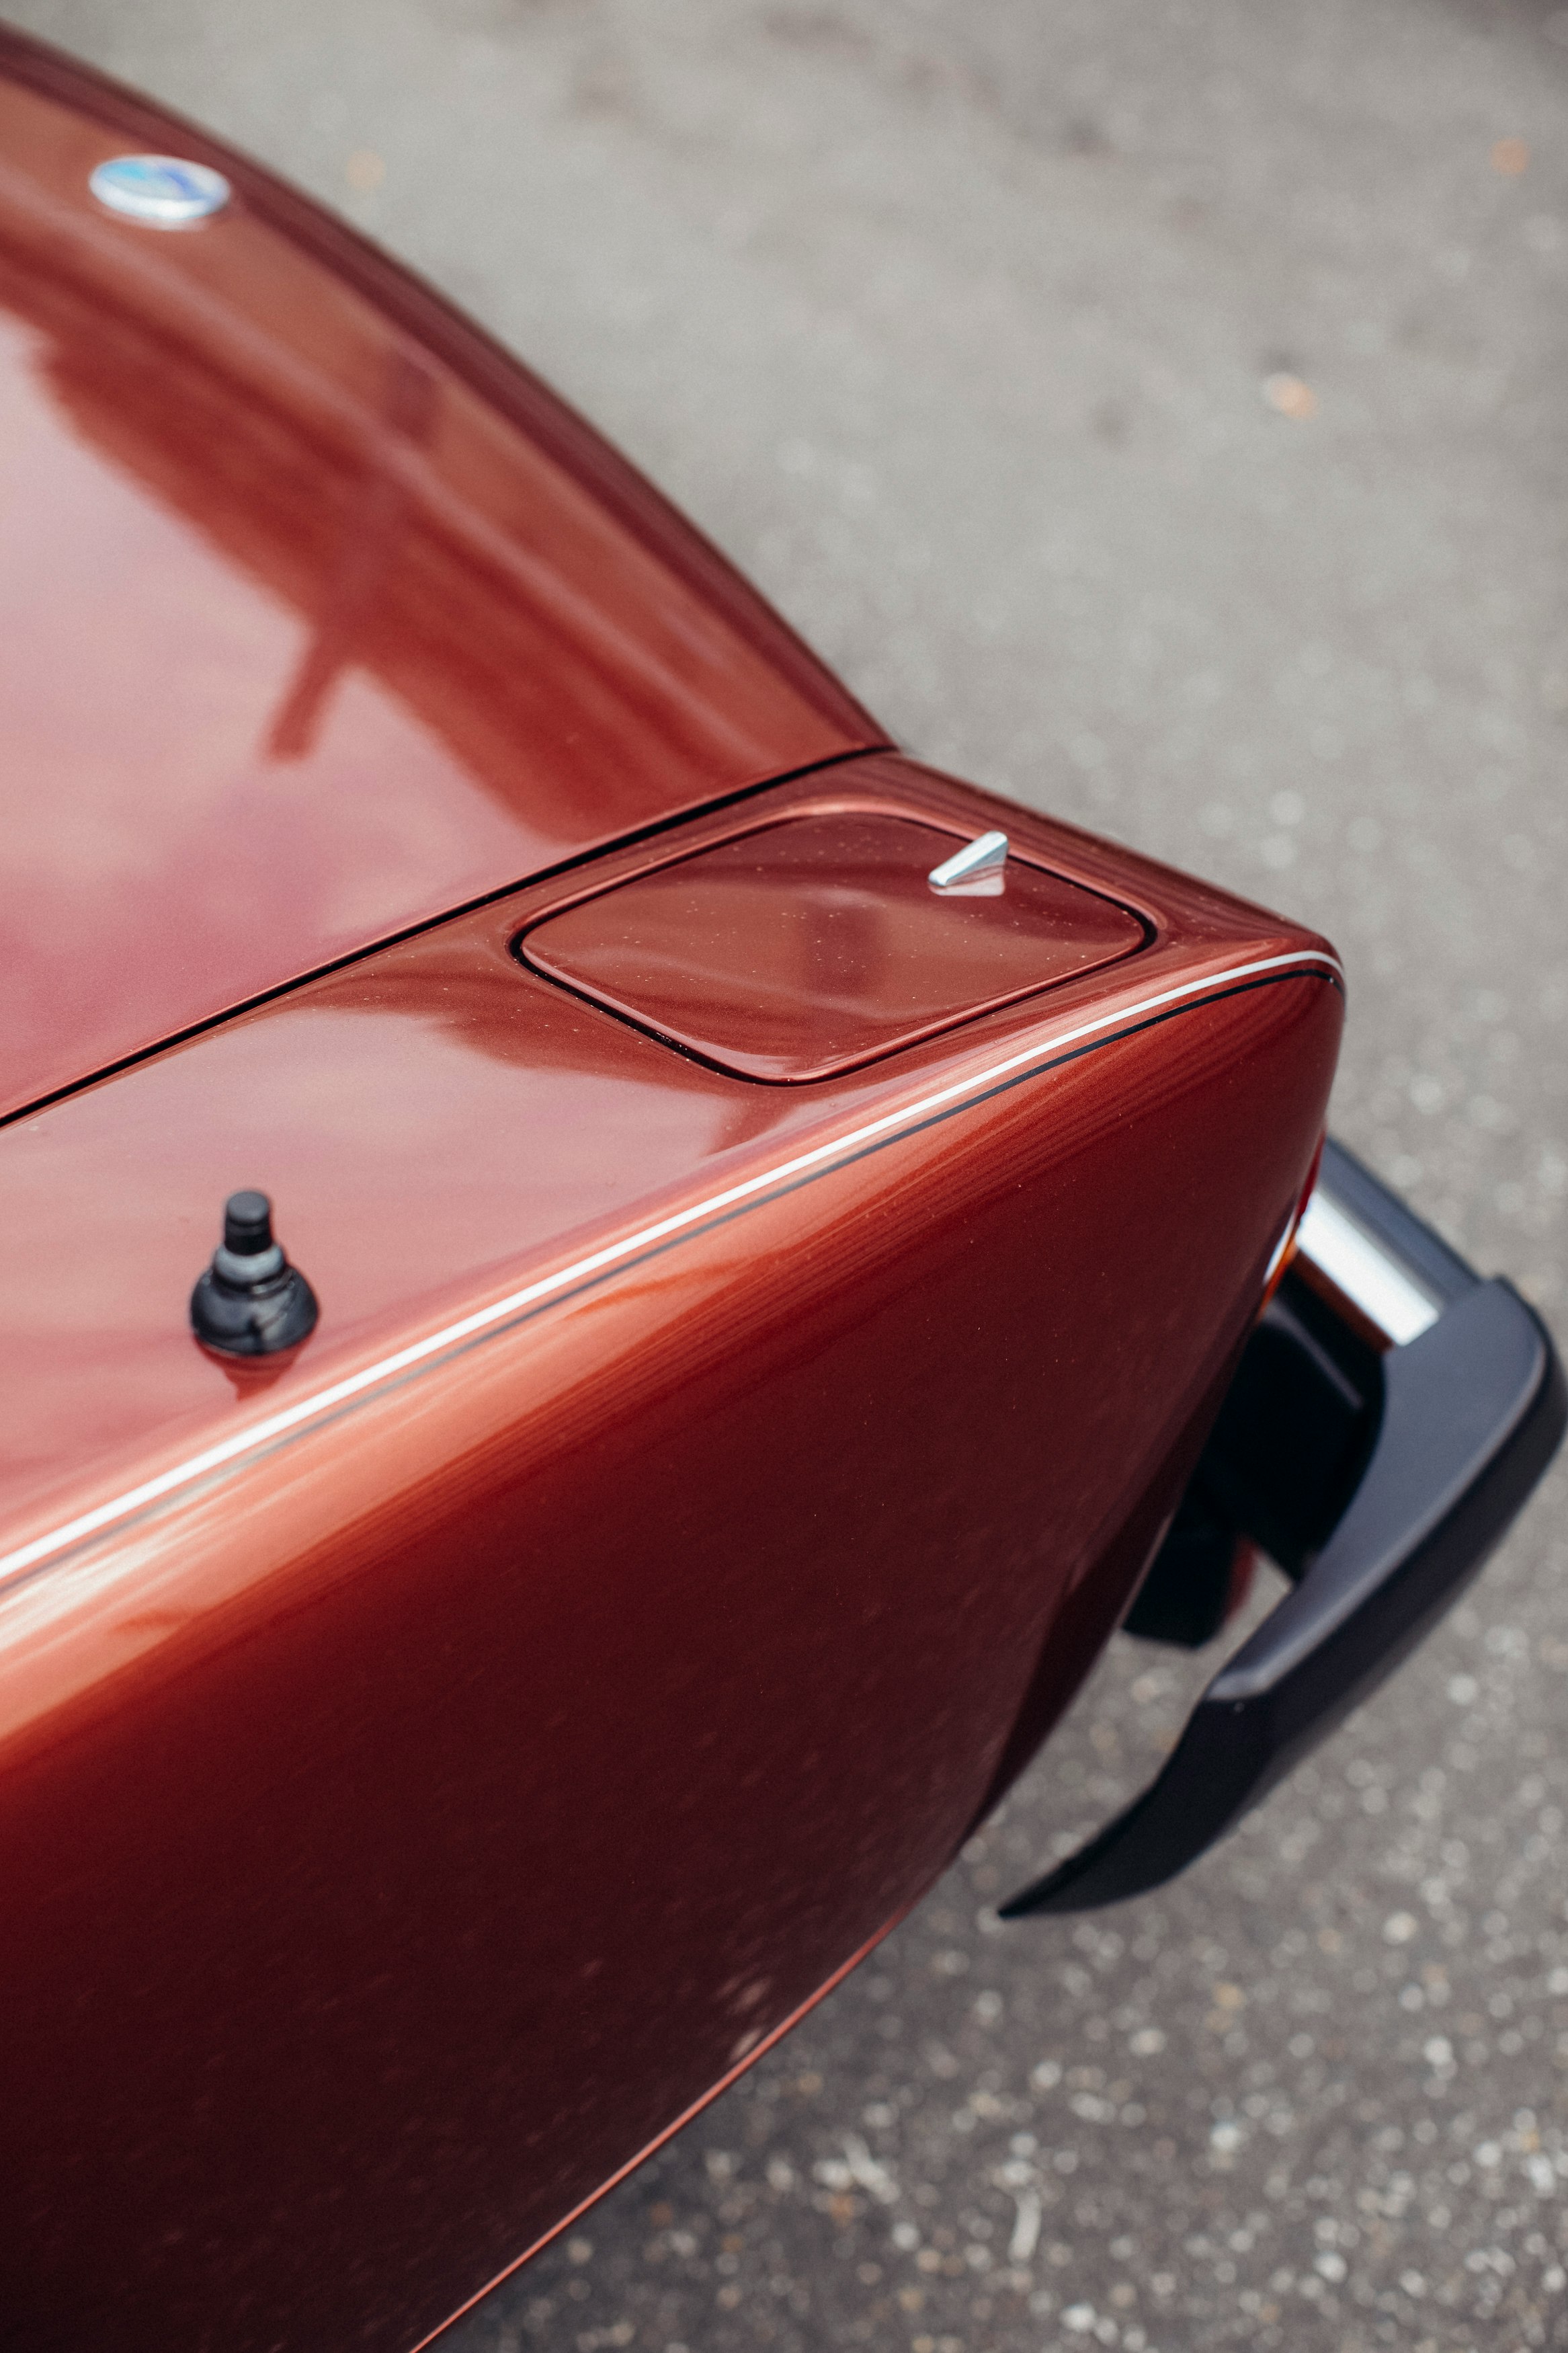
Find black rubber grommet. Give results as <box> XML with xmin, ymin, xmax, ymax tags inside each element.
<box><xmin>191</xmin><ymin>1190</ymin><xmax>319</xmax><ymax>1357</ymax></box>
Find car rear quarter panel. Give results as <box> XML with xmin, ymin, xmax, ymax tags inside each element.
<box><xmin>0</xmin><ymin>759</ymin><xmax>1340</xmax><ymax>2352</ymax></box>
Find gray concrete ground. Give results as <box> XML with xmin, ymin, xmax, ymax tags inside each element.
<box><xmin>11</xmin><ymin>0</ymin><xmax>1568</xmax><ymax>2345</ymax></box>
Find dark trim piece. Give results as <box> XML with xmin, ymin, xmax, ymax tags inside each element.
<box><xmin>1001</xmin><ymin>1154</ymin><xmax>1565</xmax><ymax>1917</ymax></box>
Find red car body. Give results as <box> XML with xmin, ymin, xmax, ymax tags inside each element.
<box><xmin>0</xmin><ymin>30</ymin><xmax>1555</xmax><ymax>2353</ymax></box>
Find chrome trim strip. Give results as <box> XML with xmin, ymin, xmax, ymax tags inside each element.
<box><xmin>0</xmin><ymin>946</ymin><xmax>1342</xmax><ymax>1590</ymax></box>
<box><xmin>1295</xmin><ymin>1187</ymin><xmax>1442</xmax><ymax>1348</ymax></box>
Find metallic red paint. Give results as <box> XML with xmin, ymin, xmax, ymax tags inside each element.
<box><xmin>519</xmin><ymin>807</ymin><xmax>1147</xmax><ymax>1080</ymax></box>
<box><xmin>0</xmin><ymin>32</ymin><xmax>878</xmax><ymax>1125</ymax></box>
<box><xmin>0</xmin><ymin>750</ymin><xmax>1342</xmax><ymax>2352</ymax></box>
<box><xmin>0</xmin><ymin>29</ymin><xmax>1348</xmax><ymax>2353</ymax></box>
<box><xmin>0</xmin><ymin>756</ymin><xmax>1329</xmax><ymax>1549</ymax></box>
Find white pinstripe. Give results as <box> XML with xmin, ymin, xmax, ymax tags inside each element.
<box><xmin>0</xmin><ymin>947</ymin><xmax>1342</xmax><ymax>1589</ymax></box>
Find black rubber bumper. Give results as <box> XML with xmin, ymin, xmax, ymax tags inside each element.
<box><xmin>1001</xmin><ymin>1145</ymin><xmax>1565</xmax><ymax>1918</ymax></box>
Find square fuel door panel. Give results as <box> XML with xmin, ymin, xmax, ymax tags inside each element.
<box><xmin>518</xmin><ymin>809</ymin><xmax>1148</xmax><ymax>1080</ymax></box>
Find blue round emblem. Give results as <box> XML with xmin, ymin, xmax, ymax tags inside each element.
<box><xmin>88</xmin><ymin>155</ymin><xmax>232</xmax><ymax>229</ymax></box>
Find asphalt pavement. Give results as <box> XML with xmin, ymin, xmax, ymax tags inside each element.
<box><xmin>10</xmin><ymin>1</ymin><xmax>1568</xmax><ymax>2346</ymax></box>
